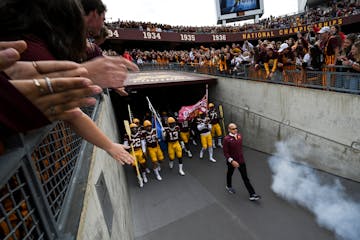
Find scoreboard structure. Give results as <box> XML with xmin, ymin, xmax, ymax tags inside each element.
<box><xmin>215</xmin><ymin>0</ymin><xmax>264</xmax><ymax>24</ymax></box>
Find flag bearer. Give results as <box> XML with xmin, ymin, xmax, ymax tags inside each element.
<box><xmin>124</xmin><ymin>123</ymin><xmax>149</xmax><ymax>183</ymax></box>
<box><xmin>143</xmin><ymin>120</ymin><xmax>164</xmax><ymax>180</ymax></box>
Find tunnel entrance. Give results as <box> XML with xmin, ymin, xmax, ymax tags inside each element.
<box><xmin>110</xmin><ymin>71</ymin><xmax>217</xmax><ymax>139</ymax></box>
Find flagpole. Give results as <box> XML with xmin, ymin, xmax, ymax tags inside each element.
<box><xmin>128</xmin><ymin>104</ymin><xmax>133</xmax><ymax>122</ymax></box>
<box><xmin>206</xmin><ymin>84</ymin><xmax>209</xmax><ymax>110</ymax></box>
<box><xmin>124</xmin><ymin>120</ymin><xmax>143</xmax><ymax>187</ymax></box>
<box><xmin>146</xmin><ymin>96</ymin><xmax>163</xmax><ymax>130</ymax></box>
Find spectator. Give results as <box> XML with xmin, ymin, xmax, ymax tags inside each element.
<box><xmin>81</xmin><ymin>0</ymin><xmax>106</xmax><ymax>38</ymax></box>
<box><xmin>321</xmin><ymin>26</ymin><xmax>340</xmax><ymax>65</ymax></box>
<box><xmin>341</xmin><ymin>41</ymin><xmax>360</xmax><ymax>89</ymax></box>
<box><xmin>346</xmin><ymin>41</ymin><xmax>360</xmax><ymax>72</ymax></box>
<box><xmin>330</xmin><ymin>24</ymin><xmax>345</xmax><ymax>50</ymax></box>
<box><xmin>123</xmin><ymin>50</ymin><xmax>134</xmax><ymax>62</ymax></box>
<box><xmin>94</xmin><ymin>25</ymin><xmax>109</xmax><ymax>47</ymax></box>
<box><xmin>263</xmin><ymin>45</ymin><xmax>279</xmax><ymax>80</ymax></box>
<box><xmin>78</xmin><ymin>0</ymin><xmax>139</xmax><ymax>94</ymax></box>
<box><xmin>0</xmin><ymin>0</ymin><xmax>135</xmax><ymax>165</ymax></box>
<box><xmin>303</xmin><ymin>44</ymin><xmax>323</xmax><ymax>71</ymax></box>
<box><xmin>342</xmin><ymin>33</ymin><xmax>358</xmax><ymax>57</ymax></box>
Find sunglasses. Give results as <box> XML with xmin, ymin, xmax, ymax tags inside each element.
<box><xmin>230</xmin><ymin>127</ymin><xmax>238</xmax><ymax>130</ymax></box>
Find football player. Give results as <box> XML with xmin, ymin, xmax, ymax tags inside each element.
<box><xmin>208</xmin><ymin>103</ymin><xmax>223</xmax><ymax>148</ymax></box>
<box><xmin>179</xmin><ymin>119</ymin><xmax>193</xmax><ymax>158</ymax></box>
<box><xmin>196</xmin><ymin>110</ymin><xmax>216</xmax><ymax>162</ymax></box>
<box><xmin>124</xmin><ymin>123</ymin><xmax>149</xmax><ymax>184</ymax></box>
<box><xmin>163</xmin><ymin>117</ymin><xmax>185</xmax><ymax>176</ymax></box>
<box><xmin>143</xmin><ymin>120</ymin><xmax>164</xmax><ymax>180</ymax></box>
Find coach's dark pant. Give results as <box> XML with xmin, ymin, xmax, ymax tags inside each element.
<box><xmin>226</xmin><ymin>163</ymin><xmax>255</xmax><ymax>195</ymax></box>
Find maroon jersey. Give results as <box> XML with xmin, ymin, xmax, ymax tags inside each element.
<box><xmin>143</xmin><ymin>128</ymin><xmax>159</xmax><ymax>148</ymax></box>
<box><xmin>179</xmin><ymin>120</ymin><xmax>190</xmax><ymax>132</ymax></box>
<box><xmin>124</xmin><ymin>130</ymin><xmax>143</xmax><ymax>149</ymax></box>
<box><xmin>164</xmin><ymin>126</ymin><xmax>180</xmax><ymax>142</ymax></box>
<box><xmin>208</xmin><ymin>109</ymin><xmax>220</xmax><ymax>124</ymax></box>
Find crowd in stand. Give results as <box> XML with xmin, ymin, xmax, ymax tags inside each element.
<box><xmin>101</xmin><ymin>0</ymin><xmax>360</xmax><ymax>87</ymax></box>
<box><xmin>104</xmin><ymin>26</ymin><xmax>360</xmax><ymax>88</ymax></box>
<box><xmin>106</xmin><ymin>0</ymin><xmax>360</xmax><ymax>33</ymax></box>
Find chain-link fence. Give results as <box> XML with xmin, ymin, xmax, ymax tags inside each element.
<box><xmin>0</xmin><ymin>99</ymin><xmax>100</xmax><ymax>240</ymax></box>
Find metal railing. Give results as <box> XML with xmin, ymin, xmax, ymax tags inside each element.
<box><xmin>0</xmin><ymin>96</ymin><xmax>101</xmax><ymax>240</ymax></box>
<box><xmin>137</xmin><ymin>63</ymin><xmax>360</xmax><ymax>94</ymax></box>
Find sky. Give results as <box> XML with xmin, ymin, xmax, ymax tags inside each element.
<box><xmin>103</xmin><ymin>0</ymin><xmax>299</xmax><ymax>26</ymax></box>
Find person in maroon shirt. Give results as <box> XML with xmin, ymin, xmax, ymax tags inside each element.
<box><xmin>223</xmin><ymin>123</ymin><xmax>260</xmax><ymax>201</ymax></box>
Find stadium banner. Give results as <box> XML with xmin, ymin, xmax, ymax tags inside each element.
<box><xmin>108</xmin><ymin>14</ymin><xmax>360</xmax><ymax>42</ymax></box>
<box><xmin>178</xmin><ymin>95</ymin><xmax>207</xmax><ymax>122</ymax></box>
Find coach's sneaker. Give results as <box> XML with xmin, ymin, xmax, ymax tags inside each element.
<box><xmin>192</xmin><ymin>139</ymin><xmax>197</xmax><ymax>146</ymax></box>
<box><xmin>179</xmin><ymin>164</ymin><xmax>185</xmax><ymax>176</ymax></box>
<box><xmin>249</xmin><ymin>194</ymin><xmax>261</xmax><ymax>201</ymax></box>
<box><xmin>142</xmin><ymin>172</ymin><xmax>148</xmax><ymax>183</ymax></box>
<box><xmin>145</xmin><ymin>168</ymin><xmax>151</xmax><ymax>174</ymax></box>
<box><xmin>226</xmin><ymin>186</ymin><xmax>236</xmax><ymax>194</ymax></box>
<box><xmin>169</xmin><ymin>160</ymin><xmax>174</xmax><ymax>169</ymax></box>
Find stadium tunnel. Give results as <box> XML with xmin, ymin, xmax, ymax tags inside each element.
<box><xmin>110</xmin><ymin>71</ymin><xmax>217</xmax><ymax>139</ymax></box>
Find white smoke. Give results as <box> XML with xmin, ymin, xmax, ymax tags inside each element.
<box><xmin>268</xmin><ymin>138</ymin><xmax>360</xmax><ymax>240</ymax></box>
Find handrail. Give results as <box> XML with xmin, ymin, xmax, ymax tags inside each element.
<box><xmin>136</xmin><ymin>63</ymin><xmax>360</xmax><ymax>94</ymax></box>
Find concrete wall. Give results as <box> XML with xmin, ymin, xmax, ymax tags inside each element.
<box><xmin>210</xmin><ymin>77</ymin><xmax>360</xmax><ymax>182</ymax></box>
<box><xmin>77</xmin><ymin>94</ymin><xmax>133</xmax><ymax>240</ymax></box>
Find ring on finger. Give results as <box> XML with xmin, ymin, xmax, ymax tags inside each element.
<box><xmin>44</xmin><ymin>77</ymin><xmax>54</xmax><ymax>93</ymax></box>
<box><xmin>32</xmin><ymin>61</ymin><xmax>43</xmax><ymax>74</ymax></box>
<box><xmin>33</xmin><ymin>79</ymin><xmax>46</xmax><ymax>95</ymax></box>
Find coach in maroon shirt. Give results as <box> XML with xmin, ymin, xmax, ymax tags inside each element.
<box><xmin>223</xmin><ymin>123</ymin><xmax>260</xmax><ymax>201</ymax></box>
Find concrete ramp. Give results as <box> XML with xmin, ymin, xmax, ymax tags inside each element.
<box><xmin>125</xmin><ymin>146</ymin><xmax>360</xmax><ymax>240</ymax></box>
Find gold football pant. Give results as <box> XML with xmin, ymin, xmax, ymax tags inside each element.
<box><xmin>147</xmin><ymin>145</ymin><xmax>164</xmax><ymax>163</ymax></box>
<box><xmin>200</xmin><ymin>132</ymin><xmax>212</xmax><ymax>149</ymax></box>
<box><xmin>167</xmin><ymin>141</ymin><xmax>182</xmax><ymax>160</ymax></box>
<box><xmin>211</xmin><ymin>123</ymin><xmax>222</xmax><ymax>137</ymax></box>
